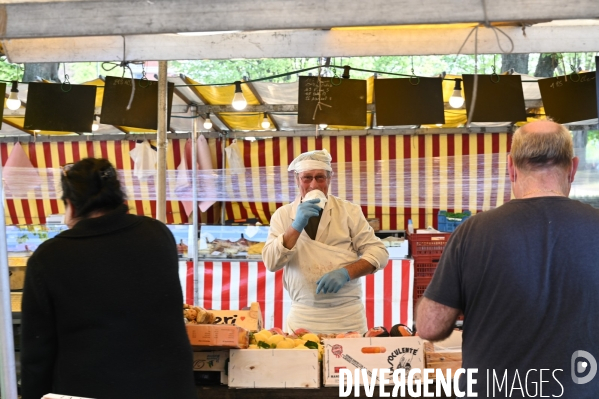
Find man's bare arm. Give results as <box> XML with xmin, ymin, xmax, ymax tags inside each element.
<box><xmin>415</xmin><ymin>297</ymin><xmax>460</xmax><ymax>342</ymax></box>
<box><xmin>344</xmin><ymin>259</ymin><xmax>376</xmax><ymax>280</ymax></box>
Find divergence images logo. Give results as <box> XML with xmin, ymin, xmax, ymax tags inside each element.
<box><xmin>571</xmin><ymin>350</ymin><xmax>597</xmax><ymax>385</ymax></box>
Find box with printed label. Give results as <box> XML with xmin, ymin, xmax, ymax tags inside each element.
<box><xmin>186</xmin><ymin>324</ymin><xmax>249</xmax><ymax>349</ymax></box>
<box><xmin>322</xmin><ymin>337</ymin><xmax>425</xmax><ymax>387</ymax></box>
<box><xmin>192</xmin><ymin>350</ymin><xmax>229</xmax><ymax>372</ymax></box>
<box><xmin>228</xmin><ymin>349</ymin><xmax>320</xmax><ymax>388</ymax></box>
<box><xmin>210</xmin><ymin>302</ymin><xmax>263</xmax><ymax>332</ymax></box>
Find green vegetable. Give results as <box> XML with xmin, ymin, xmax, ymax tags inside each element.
<box><xmin>304</xmin><ymin>340</ymin><xmax>319</xmax><ymax>349</ymax></box>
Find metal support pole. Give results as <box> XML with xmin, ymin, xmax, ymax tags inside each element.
<box><xmin>156</xmin><ymin>61</ymin><xmax>168</xmax><ymax>223</ymax></box>
<box><xmin>0</xmin><ymin>154</ymin><xmax>18</xmax><ymax>399</ymax></box>
<box><xmin>191</xmin><ymin>107</ymin><xmax>199</xmax><ymax>306</ymax></box>
<box><xmin>220</xmin><ymin>134</ymin><xmax>227</xmax><ymax>225</ymax></box>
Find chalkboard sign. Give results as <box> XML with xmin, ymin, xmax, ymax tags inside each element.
<box><xmin>100</xmin><ymin>76</ymin><xmax>174</xmax><ymax>130</ymax></box>
<box><xmin>24</xmin><ymin>82</ymin><xmax>97</xmax><ymax>132</ymax></box>
<box><xmin>297</xmin><ymin>76</ymin><xmax>366</xmax><ymax>126</ymax></box>
<box><xmin>0</xmin><ymin>82</ymin><xmax>5</xmax><ymax>129</ymax></box>
<box><xmin>538</xmin><ymin>72</ymin><xmax>597</xmax><ymax>123</ymax></box>
<box><xmin>374</xmin><ymin>77</ymin><xmax>444</xmax><ymax>126</ymax></box>
<box><xmin>462</xmin><ymin>74</ymin><xmax>527</xmax><ymax>123</ymax></box>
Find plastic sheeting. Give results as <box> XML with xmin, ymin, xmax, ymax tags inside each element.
<box><xmin>3</xmin><ymin>154</ymin><xmax>598</xmax><ymax>210</ymax></box>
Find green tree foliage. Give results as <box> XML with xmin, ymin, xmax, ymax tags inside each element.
<box><xmin>1</xmin><ymin>52</ymin><xmax>594</xmax><ymax>84</ymax></box>
<box><xmin>170</xmin><ymin>55</ymin><xmax>502</xmax><ymax>84</ymax></box>
<box><xmin>0</xmin><ymin>57</ymin><xmax>23</xmax><ymax>82</ymax></box>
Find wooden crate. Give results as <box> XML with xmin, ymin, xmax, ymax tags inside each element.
<box><xmin>425</xmin><ymin>351</ymin><xmax>463</xmax><ymax>374</ymax></box>
<box><xmin>228</xmin><ymin>349</ymin><xmax>320</xmax><ymax>388</ymax></box>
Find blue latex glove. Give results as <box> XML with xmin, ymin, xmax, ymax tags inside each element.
<box><xmin>291</xmin><ymin>199</ymin><xmax>321</xmax><ymax>232</ymax></box>
<box><xmin>316</xmin><ymin>268</ymin><xmax>350</xmax><ymax>294</ymax></box>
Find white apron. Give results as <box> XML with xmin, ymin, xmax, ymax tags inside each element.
<box><xmin>284</xmin><ymin>233</ymin><xmax>368</xmax><ymax>334</ymax></box>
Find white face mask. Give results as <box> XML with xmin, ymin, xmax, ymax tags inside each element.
<box><xmin>303</xmin><ymin>189</ymin><xmax>328</xmax><ymax>209</ymax></box>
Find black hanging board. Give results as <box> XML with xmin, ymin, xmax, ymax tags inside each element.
<box><xmin>100</xmin><ymin>76</ymin><xmax>174</xmax><ymax>130</ymax></box>
<box><xmin>462</xmin><ymin>74</ymin><xmax>527</xmax><ymax>123</ymax></box>
<box><xmin>0</xmin><ymin>82</ymin><xmax>5</xmax><ymax>129</ymax></box>
<box><xmin>374</xmin><ymin>77</ymin><xmax>444</xmax><ymax>126</ymax></box>
<box><xmin>297</xmin><ymin>76</ymin><xmax>366</xmax><ymax>126</ymax></box>
<box><xmin>538</xmin><ymin>72</ymin><xmax>597</xmax><ymax>123</ymax></box>
<box><xmin>23</xmin><ymin>82</ymin><xmax>97</xmax><ymax>132</ymax></box>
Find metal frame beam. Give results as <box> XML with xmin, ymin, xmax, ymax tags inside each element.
<box><xmin>1</xmin><ymin>0</ymin><xmax>598</xmax><ymax>40</ymax></box>
<box><xmin>1</xmin><ymin>124</ymin><xmax>596</xmax><ymax>142</ymax></box>
<box><xmin>4</xmin><ymin>22</ymin><xmax>599</xmax><ymax>63</ymax></box>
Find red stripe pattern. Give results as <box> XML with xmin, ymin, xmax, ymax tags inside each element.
<box><xmin>195</xmin><ymin>259</ymin><xmax>413</xmax><ymax>330</ymax></box>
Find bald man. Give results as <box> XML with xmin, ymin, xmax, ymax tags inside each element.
<box><xmin>262</xmin><ymin>149</ymin><xmax>388</xmax><ymax>334</ymax></box>
<box><xmin>417</xmin><ymin>121</ymin><xmax>599</xmax><ymax>397</ymax></box>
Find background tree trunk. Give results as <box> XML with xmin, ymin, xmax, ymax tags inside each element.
<box><xmin>501</xmin><ymin>54</ymin><xmax>529</xmax><ymax>74</ymax></box>
<box><xmin>534</xmin><ymin>54</ymin><xmax>558</xmax><ymax>77</ymax></box>
<box><xmin>23</xmin><ymin>63</ymin><xmax>60</xmax><ymax>82</ymax></box>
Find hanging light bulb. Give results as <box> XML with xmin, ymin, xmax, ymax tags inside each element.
<box><xmin>231</xmin><ymin>81</ymin><xmax>247</xmax><ymax>110</ymax></box>
<box><xmin>318</xmin><ymin>124</ymin><xmax>328</xmax><ymax>130</ymax></box>
<box><xmin>91</xmin><ymin>116</ymin><xmax>100</xmax><ymax>132</ymax></box>
<box><xmin>203</xmin><ymin>113</ymin><xmax>213</xmax><ymax>129</ymax></box>
<box><xmin>6</xmin><ymin>81</ymin><xmax>21</xmax><ymax>111</ymax></box>
<box><xmin>261</xmin><ymin>113</ymin><xmax>270</xmax><ymax>129</ymax></box>
<box><xmin>449</xmin><ymin>78</ymin><xmax>465</xmax><ymax>108</ymax></box>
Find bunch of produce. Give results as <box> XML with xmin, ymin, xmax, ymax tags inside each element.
<box><xmin>183</xmin><ymin>304</ymin><xmax>215</xmax><ymax>324</ymax></box>
<box><xmin>318</xmin><ymin>324</ymin><xmax>415</xmax><ymax>339</ymax></box>
<box><xmin>248</xmin><ymin>328</ymin><xmax>324</xmax><ymax>360</ymax></box>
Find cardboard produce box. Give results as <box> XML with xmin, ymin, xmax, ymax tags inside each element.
<box><xmin>228</xmin><ymin>349</ymin><xmax>320</xmax><ymax>388</ymax></box>
<box><xmin>193</xmin><ymin>350</ymin><xmax>229</xmax><ymax>386</ymax></box>
<box><xmin>186</xmin><ymin>324</ymin><xmax>249</xmax><ymax>349</ymax></box>
<box><xmin>322</xmin><ymin>337</ymin><xmax>425</xmax><ymax>387</ymax></box>
<box><xmin>193</xmin><ymin>350</ymin><xmax>229</xmax><ymax>372</ymax></box>
<box><xmin>211</xmin><ymin>301</ymin><xmax>263</xmax><ymax>332</ymax></box>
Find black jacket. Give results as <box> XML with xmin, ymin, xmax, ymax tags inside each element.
<box><xmin>21</xmin><ymin>205</ymin><xmax>197</xmax><ymax>399</ymax></box>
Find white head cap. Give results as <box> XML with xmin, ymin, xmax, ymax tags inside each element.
<box><xmin>287</xmin><ymin>149</ymin><xmax>333</xmax><ymax>173</ymax></box>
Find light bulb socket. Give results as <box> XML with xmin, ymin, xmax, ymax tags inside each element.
<box><xmin>10</xmin><ymin>80</ymin><xmax>19</xmax><ymax>93</ymax></box>
<box><xmin>342</xmin><ymin>65</ymin><xmax>351</xmax><ymax>79</ymax></box>
<box><xmin>234</xmin><ymin>81</ymin><xmax>243</xmax><ymax>93</ymax></box>
<box><xmin>453</xmin><ymin>78</ymin><xmax>462</xmax><ymax>91</ymax></box>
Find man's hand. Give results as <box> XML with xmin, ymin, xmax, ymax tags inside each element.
<box><xmin>316</xmin><ymin>268</ymin><xmax>350</xmax><ymax>294</ymax></box>
<box><xmin>291</xmin><ymin>199</ymin><xmax>321</xmax><ymax>233</ymax></box>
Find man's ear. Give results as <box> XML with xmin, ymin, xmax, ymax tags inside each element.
<box><xmin>570</xmin><ymin>157</ymin><xmax>580</xmax><ymax>183</ymax></box>
<box><xmin>507</xmin><ymin>154</ymin><xmax>516</xmax><ymax>182</ymax></box>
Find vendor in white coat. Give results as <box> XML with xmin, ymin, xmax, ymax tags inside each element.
<box><xmin>262</xmin><ymin>149</ymin><xmax>389</xmax><ymax>334</ymax></box>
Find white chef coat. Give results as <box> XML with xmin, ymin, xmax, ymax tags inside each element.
<box><xmin>262</xmin><ymin>195</ymin><xmax>389</xmax><ymax>333</ymax></box>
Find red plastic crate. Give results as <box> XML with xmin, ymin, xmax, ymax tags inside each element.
<box><xmin>413</xmin><ymin>277</ymin><xmax>433</xmax><ymax>302</ymax></box>
<box><xmin>407</xmin><ymin>232</ymin><xmax>451</xmax><ymax>257</ymax></box>
<box><xmin>413</xmin><ymin>255</ymin><xmax>441</xmax><ymax>278</ymax></box>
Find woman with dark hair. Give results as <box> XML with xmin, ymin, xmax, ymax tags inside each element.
<box><xmin>20</xmin><ymin>158</ymin><xmax>197</xmax><ymax>399</ymax></box>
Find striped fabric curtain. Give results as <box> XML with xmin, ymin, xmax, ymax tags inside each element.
<box><xmin>223</xmin><ymin>133</ymin><xmax>513</xmax><ymax>230</ymax></box>
<box><xmin>1</xmin><ymin>139</ymin><xmax>222</xmax><ymax>225</ymax></box>
<box><xmin>2</xmin><ymin>132</ymin><xmax>512</xmax><ymax>229</ymax></box>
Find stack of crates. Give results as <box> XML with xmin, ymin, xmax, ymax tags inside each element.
<box><xmin>407</xmin><ymin>231</ymin><xmax>451</xmax><ymax>307</ymax></box>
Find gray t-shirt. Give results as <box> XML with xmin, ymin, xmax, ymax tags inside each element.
<box><xmin>424</xmin><ymin>197</ymin><xmax>599</xmax><ymax>398</ymax></box>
